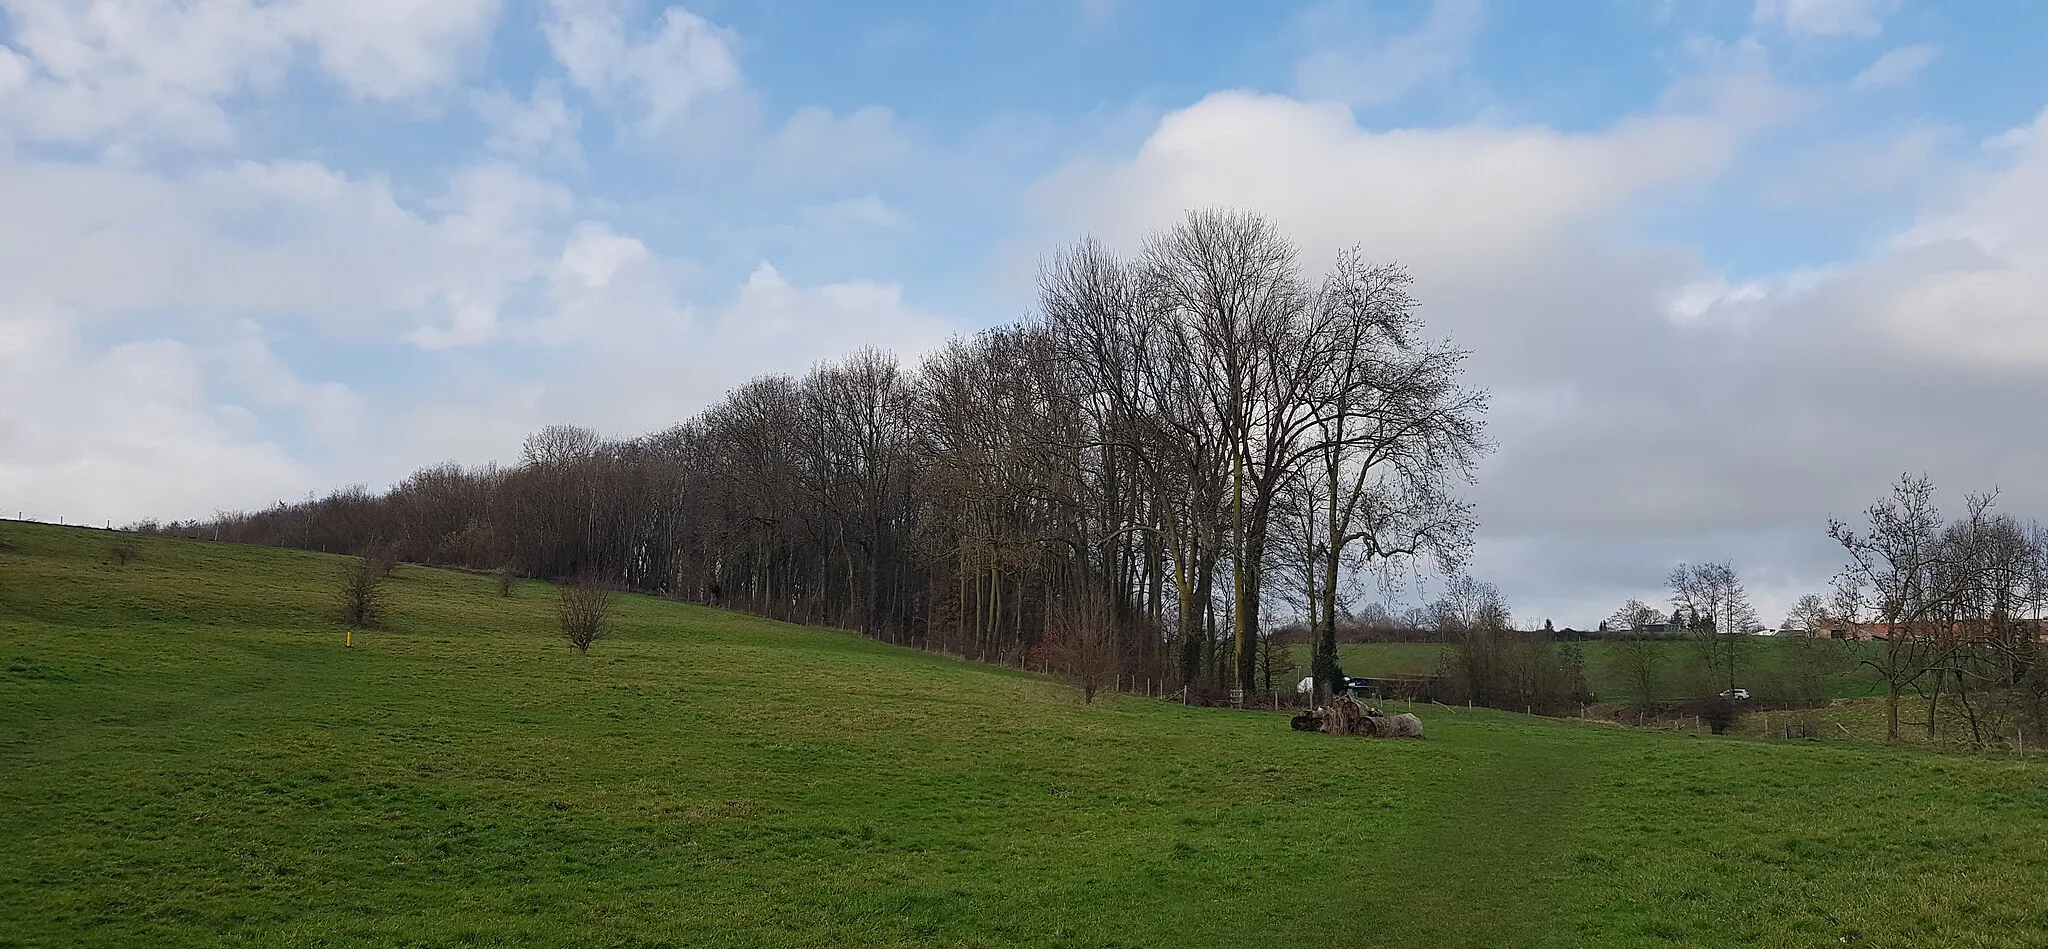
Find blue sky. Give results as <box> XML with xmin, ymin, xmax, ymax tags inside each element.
<box><xmin>5</xmin><ymin>0</ymin><xmax>2048</xmax><ymax>625</ymax></box>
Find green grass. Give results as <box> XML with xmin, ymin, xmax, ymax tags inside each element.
<box><xmin>1297</xmin><ymin>639</ymin><xmax>1888</xmax><ymax>701</ymax></box>
<box><xmin>5</xmin><ymin>520</ymin><xmax>2047</xmax><ymax>947</ymax></box>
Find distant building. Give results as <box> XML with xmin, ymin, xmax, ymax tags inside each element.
<box><xmin>1809</xmin><ymin>618</ymin><xmax>2048</xmax><ymax>642</ymax></box>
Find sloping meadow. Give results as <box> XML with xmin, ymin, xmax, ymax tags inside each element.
<box><xmin>3</xmin><ymin>521</ymin><xmax>2044</xmax><ymax>947</ymax></box>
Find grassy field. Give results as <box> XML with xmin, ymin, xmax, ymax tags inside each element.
<box><xmin>5</xmin><ymin>520</ymin><xmax>2048</xmax><ymax>947</ymax></box>
<box><xmin>1293</xmin><ymin>638</ymin><xmax>1888</xmax><ymax>701</ymax></box>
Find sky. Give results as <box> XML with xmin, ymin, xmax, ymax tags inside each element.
<box><xmin>4</xmin><ymin>0</ymin><xmax>2047</xmax><ymax>628</ymax></box>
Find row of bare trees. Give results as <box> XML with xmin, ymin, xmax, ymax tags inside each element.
<box><xmin>1430</xmin><ymin>578</ymin><xmax>1593</xmax><ymax>714</ymax></box>
<box><xmin>1828</xmin><ymin>475</ymin><xmax>2048</xmax><ymax>743</ymax></box>
<box><xmin>1593</xmin><ymin>476</ymin><xmax>2048</xmax><ymax>745</ymax></box>
<box><xmin>145</xmin><ymin>210</ymin><xmax>1489</xmax><ymax>697</ymax></box>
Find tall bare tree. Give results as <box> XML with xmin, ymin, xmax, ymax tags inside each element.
<box><xmin>1829</xmin><ymin>474</ymin><xmax>1979</xmax><ymax>742</ymax></box>
<box><xmin>1669</xmin><ymin>561</ymin><xmax>1758</xmax><ymax>695</ymax></box>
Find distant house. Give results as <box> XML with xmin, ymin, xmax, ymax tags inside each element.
<box><xmin>1809</xmin><ymin>619</ymin><xmax>2048</xmax><ymax>642</ymax></box>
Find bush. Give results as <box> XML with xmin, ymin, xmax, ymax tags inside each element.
<box><xmin>1041</xmin><ymin>593</ymin><xmax>1122</xmax><ymax>703</ymax></box>
<box><xmin>495</xmin><ymin>564</ymin><xmax>516</xmax><ymax>598</ymax></box>
<box><xmin>337</xmin><ymin>556</ymin><xmax>387</xmax><ymax>628</ymax></box>
<box><xmin>1699</xmin><ymin>695</ymin><xmax>1740</xmax><ymax>735</ymax></box>
<box><xmin>558</xmin><ymin>579</ymin><xmax>613</xmax><ymax>655</ymax></box>
<box><xmin>368</xmin><ymin>543</ymin><xmax>401</xmax><ymax>579</ymax></box>
<box><xmin>106</xmin><ymin>543</ymin><xmax>142</xmax><ymax>566</ymax></box>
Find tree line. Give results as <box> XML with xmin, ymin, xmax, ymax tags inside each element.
<box><xmin>1595</xmin><ymin>475</ymin><xmax>2048</xmax><ymax>745</ymax></box>
<box><xmin>142</xmin><ymin>210</ymin><xmax>1490</xmax><ymax>699</ymax></box>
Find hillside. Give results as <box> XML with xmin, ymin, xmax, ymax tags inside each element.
<box><xmin>3</xmin><ymin>521</ymin><xmax>2046</xmax><ymax>947</ymax></box>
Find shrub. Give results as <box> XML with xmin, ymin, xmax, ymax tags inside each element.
<box><xmin>559</xmin><ymin>579</ymin><xmax>613</xmax><ymax>655</ymax></box>
<box><xmin>1041</xmin><ymin>593</ymin><xmax>1121</xmax><ymax>703</ymax></box>
<box><xmin>368</xmin><ymin>543</ymin><xmax>401</xmax><ymax>579</ymax></box>
<box><xmin>495</xmin><ymin>564</ymin><xmax>516</xmax><ymax>598</ymax></box>
<box><xmin>337</xmin><ymin>556</ymin><xmax>387</xmax><ymax>628</ymax></box>
<box><xmin>106</xmin><ymin>543</ymin><xmax>142</xmax><ymax>566</ymax></box>
<box><xmin>1699</xmin><ymin>695</ymin><xmax>1739</xmax><ymax>735</ymax></box>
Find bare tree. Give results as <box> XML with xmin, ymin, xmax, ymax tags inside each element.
<box><xmin>1043</xmin><ymin>593</ymin><xmax>1121</xmax><ymax>703</ymax></box>
<box><xmin>1829</xmin><ymin>474</ymin><xmax>1977</xmax><ymax>742</ymax></box>
<box><xmin>1669</xmin><ymin>561</ymin><xmax>1758</xmax><ymax>695</ymax></box>
<box><xmin>1601</xmin><ymin>598</ymin><xmax>1668</xmax><ymax>707</ymax></box>
<box><xmin>169</xmin><ymin>208</ymin><xmax>1494</xmax><ymax>707</ymax></box>
<box><xmin>1298</xmin><ymin>253</ymin><xmax>1486</xmax><ymax>699</ymax></box>
<box><xmin>1608</xmin><ymin>598</ymin><xmax>1663</xmax><ymax>632</ymax></box>
<box><xmin>559</xmin><ymin>579</ymin><xmax>614</xmax><ymax>655</ymax></box>
<box><xmin>337</xmin><ymin>555</ymin><xmax>386</xmax><ymax>628</ymax></box>
<box><xmin>1139</xmin><ymin>209</ymin><xmax>1313</xmax><ymax>695</ymax></box>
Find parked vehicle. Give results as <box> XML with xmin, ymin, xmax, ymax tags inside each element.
<box><xmin>1719</xmin><ymin>688</ymin><xmax>1750</xmax><ymax>701</ymax></box>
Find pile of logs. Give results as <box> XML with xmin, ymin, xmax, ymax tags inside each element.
<box><xmin>1290</xmin><ymin>695</ymin><xmax>1424</xmax><ymax>738</ymax></box>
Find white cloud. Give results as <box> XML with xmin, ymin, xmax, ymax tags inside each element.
<box><xmin>276</xmin><ymin>0</ymin><xmax>499</xmax><ymax>101</ymax></box>
<box><xmin>1752</xmin><ymin>0</ymin><xmax>1897</xmax><ymax>38</ymax></box>
<box><xmin>0</xmin><ymin>118</ymin><xmax>946</xmax><ymax>523</ymax></box>
<box><xmin>382</xmin><ymin>262</ymin><xmax>948</xmax><ymax>482</ymax></box>
<box><xmin>474</xmin><ymin>82</ymin><xmax>583</xmax><ymax>166</ymax></box>
<box><xmin>766</xmin><ymin>105</ymin><xmax>908</xmax><ymax>182</ymax></box>
<box><xmin>541</xmin><ymin>0</ymin><xmax>741</xmax><ymax>135</ymax></box>
<box><xmin>1852</xmin><ymin>43</ymin><xmax>1938</xmax><ymax>90</ymax></box>
<box><xmin>0</xmin><ymin>309</ymin><xmax>324</xmax><ymax>525</ymax></box>
<box><xmin>1869</xmin><ymin>113</ymin><xmax>2048</xmax><ymax>367</ymax></box>
<box><xmin>1034</xmin><ymin>90</ymin><xmax>1755</xmax><ymax>272</ymax></box>
<box><xmin>1664</xmin><ymin>277</ymin><xmax>1771</xmax><ymax>327</ymax></box>
<box><xmin>0</xmin><ymin>153</ymin><xmax>591</xmax><ymax>352</ymax></box>
<box><xmin>720</xmin><ymin>262</ymin><xmax>937</xmax><ymax>350</ymax></box>
<box><xmin>0</xmin><ymin>0</ymin><xmax>499</xmax><ymax>148</ymax></box>
<box><xmin>1028</xmin><ymin>79</ymin><xmax>2048</xmax><ymax>623</ymax></box>
<box><xmin>526</xmin><ymin>220</ymin><xmax>661</xmax><ymax>344</ymax></box>
<box><xmin>1294</xmin><ymin>0</ymin><xmax>1484</xmax><ymax>108</ymax></box>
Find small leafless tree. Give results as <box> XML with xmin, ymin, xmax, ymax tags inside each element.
<box><xmin>1043</xmin><ymin>592</ymin><xmax>1121</xmax><ymax>703</ymax></box>
<box><xmin>338</xmin><ymin>555</ymin><xmax>386</xmax><ymax>628</ymax></box>
<box><xmin>106</xmin><ymin>543</ymin><xmax>141</xmax><ymax>566</ymax></box>
<box><xmin>496</xmin><ymin>564</ymin><xmax>516</xmax><ymax>597</ymax></box>
<box><xmin>558</xmin><ymin>578</ymin><xmax>614</xmax><ymax>655</ymax></box>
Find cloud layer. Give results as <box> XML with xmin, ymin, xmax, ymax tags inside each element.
<box><xmin>3</xmin><ymin>0</ymin><xmax>2039</xmax><ymax>627</ymax></box>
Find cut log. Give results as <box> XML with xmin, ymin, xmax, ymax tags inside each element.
<box><xmin>1363</xmin><ymin>712</ymin><xmax>1424</xmax><ymax>738</ymax></box>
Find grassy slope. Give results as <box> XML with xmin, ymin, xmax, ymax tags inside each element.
<box><xmin>3</xmin><ymin>521</ymin><xmax>2046</xmax><ymax>948</ymax></box>
<box><xmin>1292</xmin><ymin>639</ymin><xmax>1888</xmax><ymax>701</ymax></box>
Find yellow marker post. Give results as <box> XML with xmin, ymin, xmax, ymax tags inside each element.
<box><xmin>347</xmin><ymin>630</ymin><xmax>352</xmax><ymax>647</ymax></box>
